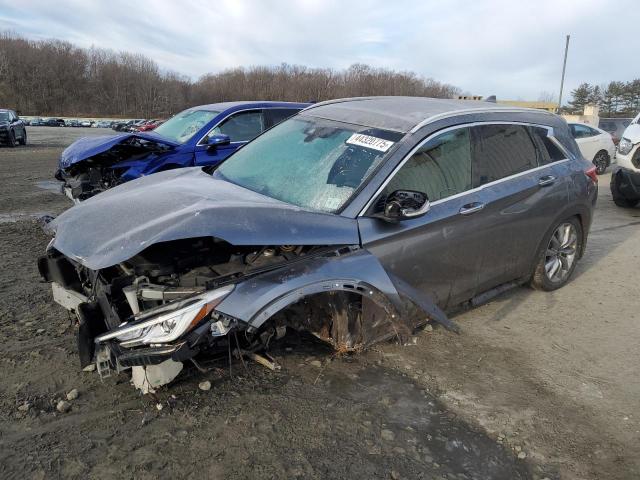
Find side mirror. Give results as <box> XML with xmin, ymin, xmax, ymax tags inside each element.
<box><xmin>206</xmin><ymin>134</ymin><xmax>231</xmax><ymax>151</ymax></box>
<box><xmin>383</xmin><ymin>190</ymin><xmax>430</xmax><ymax>221</ymax></box>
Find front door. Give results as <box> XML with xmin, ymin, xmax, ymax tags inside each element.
<box><xmin>358</xmin><ymin>127</ymin><xmax>485</xmax><ymax>309</ymax></box>
<box><xmin>194</xmin><ymin>109</ymin><xmax>265</xmax><ymax>167</ymax></box>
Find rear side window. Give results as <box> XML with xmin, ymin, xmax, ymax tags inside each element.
<box><xmin>265</xmin><ymin>108</ymin><xmax>300</xmax><ymax>128</ymax></box>
<box><xmin>471</xmin><ymin>124</ymin><xmax>538</xmax><ymax>187</ymax></box>
<box><xmin>570</xmin><ymin>124</ymin><xmax>598</xmax><ymax>139</ymax></box>
<box><xmin>530</xmin><ymin>127</ymin><xmax>566</xmax><ymax>164</ymax></box>
<box><xmin>212</xmin><ymin>110</ymin><xmax>264</xmax><ymax>142</ymax></box>
<box><xmin>383</xmin><ymin>127</ymin><xmax>472</xmax><ymax>202</ymax></box>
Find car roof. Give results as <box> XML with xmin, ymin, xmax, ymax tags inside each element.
<box><xmin>302</xmin><ymin>96</ymin><xmax>554</xmax><ymax>133</ymax></box>
<box><xmin>193</xmin><ymin>101</ymin><xmax>310</xmax><ymax>112</ymax></box>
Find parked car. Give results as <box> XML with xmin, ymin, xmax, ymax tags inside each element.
<box><xmin>0</xmin><ymin>109</ymin><xmax>27</xmax><ymax>147</ymax></box>
<box><xmin>94</xmin><ymin>120</ymin><xmax>113</xmax><ymax>128</ymax></box>
<box><xmin>568</xmin><ymin>122</ymin><xmax>616</xmax><ymax>174</ymax></box>
<box><xmin>44</xmin><ymin>118</ymin><xmax>66</xmax><ymax>127</ymax></box>
<box><xmin>610</xmin><ymin>112</ymin><xmax>640</xmax><ymax>207</ymax></box>
<box><xmin>39</xmin><ymin>97</ymin><xmax>597</xmax><ymax>387</ymax></box>
<box><xmin>30</xmin><ymin>118</ymin><xmax>44</xmax><ymax>126</ymax></box>
<box><xmin>56</xmin><ymin>101</ymin><xmax>309</xmax><ymax>201</ymax></box>
<box><xmin>66</xmin><ymin>119</ymin><xmax>81</xmax><ymax>127</ymax></box>
<box><xmin>80</xmin><ymin>120</ymin><xmax>93</xmax><ymax>128</ymax></box>
<box><xmin>133</xmin><ymin>119</ymin><xmax>163</xmax><ymax>132</ymax></box>
<box><xmin>598</xmin><ymin>117</ymin><xmax>632</xmax><ymax>146</ymax></box>
<box><xmin>112</xmin><ymin>119</ymin><xmax>143</xmax><ymax>132</ymax></box>
<box><xmin>125</xmin><ymin>119</ymin><xmax>148</xmax><ymax>132</ymax></box>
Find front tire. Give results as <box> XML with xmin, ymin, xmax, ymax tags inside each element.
<box><xmin>18</xmin><ymin>130</ymin><xmax>27</xmax><ymax>146</ymax></box>
<box><xmin>7</xmin><ymin>130</ymin><xmax>16</xmax><ymax>148</ymax></box>
<box><xmin>593</xmin><ymin>150</ymin><xmax>609</xmax><ymax>175</ymax></box>
<box><xmin>530</xmin><ymin>217</ymin><xmax>582</xmax><ymax>291</ymax></box>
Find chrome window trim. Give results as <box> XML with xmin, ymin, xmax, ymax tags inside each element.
<box><xmin>196</xmin><ymin>108</ymin><xmax>266</xmax><ymax>146</ymax></box>
<box><xmin>409</xmin><ymin>108</ymin><xmax>554</xmax><ymax>133</ymax></box>
<box><xmin>358</xmin><ymin>121</ymin><xmax>570</xmax><ymax>217</ymax></box>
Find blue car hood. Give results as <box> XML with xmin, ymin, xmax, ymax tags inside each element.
<box><xmin>49</xmin><ymin>168</ymin><xmax>359</xmax><ymax>270</ymax></box>
<box><xmin>59</xmin><ymin>132</ymin><xmax>179</xmax><ymax>170</ymax></box>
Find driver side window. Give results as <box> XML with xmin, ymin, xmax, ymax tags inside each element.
<box><xmin>210</xmin><ymin>110</ymin><xmax>264</xmax><ymax>142</ymax></box>
<box><xmin>382</xmin><ymin>127</ymin><xmax>472</xmax><ymax>204</ymax></box>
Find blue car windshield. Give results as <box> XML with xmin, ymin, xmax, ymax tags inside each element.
<box><xmin>215</xmin><ymin>116</ymin><xmax>401</xmax><ymax>213</ymax></box>
<box><xmin>0</xmin><ymin>112</ymin><xmax>9</xmax><ymax>122</ymax></box>
<box><xmin>153</xmin><ymin>109</ymin><xmax>219</xmax><ymax>144</ymax></box>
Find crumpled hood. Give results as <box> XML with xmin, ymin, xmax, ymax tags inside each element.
<box><xmin>58</xmin><ymin>132</ymin><xmax>179</xmax><ymax>170</ymax></box>
<box><xmin>49</xmin><ymin>168</ymin><xmax>359</xmax><ymax>270</ymax></box>
<box><xmin>622</xmin><ymin>123</ymin><xmax>640</xmax><ymax>144</ymax></box>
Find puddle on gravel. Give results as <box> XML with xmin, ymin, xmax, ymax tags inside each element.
<box><xmin>0</xmin><ymin>212</ymin><xmax>55</xmax><ymax>224</ymax></box>
<box><xmin>35</xmin><ymin>180</ymin><xmax>62</xmax><ymax>194</ymax></box>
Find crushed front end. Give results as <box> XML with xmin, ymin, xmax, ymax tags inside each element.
<box><xmin>56</xmin><ymin>134</ymin><xmax>176</xmax><ymax>201</ymax></box>
<box><xmin>38</xmin><ymin>238</ymin><xmax>328</xmax><ymax>387</ymax></box>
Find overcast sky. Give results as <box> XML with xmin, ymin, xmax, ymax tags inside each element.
<box><xmin>1</xmin><ymin>0</ymin><xmax>637</xmax><ymax>100</ymax></box>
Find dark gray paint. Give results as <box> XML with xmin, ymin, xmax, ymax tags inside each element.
<box><xmin>49</xmin><ymin>167</ymin><xmax>359</xmax><ymax>270</ymax></box>
<box><xmin>48</xmin><ymin>98</ymin><xmax>595</xmax><ymax>333</ymax></box>
<box><xmin>216</xmin><ymin>248</ymin><xmax>404</xmax><ymax>327</ymax></box>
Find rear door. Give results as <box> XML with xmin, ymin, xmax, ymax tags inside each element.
<box><xmin>194</xmin><ymin>109</ymin><xmax>265</xmax><ymax>166</ymax></box>
<box><xmin>570</xmin><ymin>123</ymin><xmax>599</xmax><ymax>161</ymax></box>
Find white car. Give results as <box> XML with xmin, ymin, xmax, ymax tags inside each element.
<box><xmin>568</xmin><ymin>122</ymin><xmax>616</xmax><ymax>175</ymax></box>
<box><xmin>610</xmin><ymin>113</ymin><xmax>640</xmax><ymax>208</ymax></box>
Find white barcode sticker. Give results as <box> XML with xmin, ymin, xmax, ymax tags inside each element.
<box><xmin>346</xmin><ymin>133</ymin><xmax>394</xmax><ymax>152</ymax></box>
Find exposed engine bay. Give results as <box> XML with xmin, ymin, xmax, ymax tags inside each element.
<box><xmin>39</xmin><ymin>234</ymin><xmax>448</xmax><ymax>392</ymax></box>
<box><xmin>55</xmin><ymin>136</ymin><xmax>172</xmax><ymax>201</ymax></box>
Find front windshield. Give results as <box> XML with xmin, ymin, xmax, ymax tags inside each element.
<box><xmin>0</xmin><ymin>112</ymin><xmax>10</xmax><ymax>122</ymax></box>
<box><xmin>154</xmin><ymin>109</ymin><xmax>219</xmax><ymax>144</ymax></box>
<box><xmin>215</xmin><ymin>116</ymin><xmax>402</xmax><ymax>213</ymax></box>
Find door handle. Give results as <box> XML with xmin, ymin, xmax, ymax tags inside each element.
<box><xmin>459</xmin><ymin>202</ymin><xmax>485</xmax><ymax>215</ymax></box>
<box><xmin>538</xmin><ymin>175</ymin><xmax>556</xmax><ymax>187</ymax></box>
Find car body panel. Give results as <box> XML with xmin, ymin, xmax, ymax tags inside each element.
<box><xmin>48</xmin><ymin>168</ymin><xmax>360</xmax><ymax>270</ymax></box>
<box><xmin>59</xmin><ymin>132</ymin><xmax>179</xmax><ymax>169</ymax></box>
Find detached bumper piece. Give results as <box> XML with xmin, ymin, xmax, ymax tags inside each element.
<box><xmin>612</xmin><ymin>167</ymin><xmax>640</xmax><ymax>199</ymax></box>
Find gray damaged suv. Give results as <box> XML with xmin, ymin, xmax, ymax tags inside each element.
<box><xmin>38</xmin><ymin>97</ymin><xmax>597</xmax><ymax>387</ymax></box>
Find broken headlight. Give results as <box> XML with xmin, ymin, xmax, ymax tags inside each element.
<box><xmin>98</xmin><ymin>285</ymin><xmax>234</xmax><ymax>346</ymax></box>
<box><xmin>618</xmin><ymin>137</ymin><xmax>634</xmax><ymax>156</ymax></box>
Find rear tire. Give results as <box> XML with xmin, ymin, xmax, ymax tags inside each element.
<box><xmin>610</xmin><ymin>172</ymin><xmax>640</xmax><ymax>208</ymax></box>
<box><xmin>530</xmin><ymin>217</ymin><xmax>582</xmax><ymax>291</ymax></box>
<box><xmin>593</xmin><ymin>150</ymin><xmax>609</xmax><ymax>175</ymax></box>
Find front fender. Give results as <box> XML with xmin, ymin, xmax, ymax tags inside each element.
<box><xmin>215</xmin><ymin>248</ymin><xmax>457</xmax><ymax>341</ymax></box>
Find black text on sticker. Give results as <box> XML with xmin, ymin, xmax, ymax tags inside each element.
<box><xmin>346</xmin><ymin>133</ymin><xmax>394</xmax><ymax>152</ymax></box>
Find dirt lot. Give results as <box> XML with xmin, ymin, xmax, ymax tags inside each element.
<box><xmin>0</xmin><ymin>127</ymin><xmax>638</xmax><ymax>479</ymax></box>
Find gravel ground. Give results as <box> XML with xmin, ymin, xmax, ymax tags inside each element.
<box><xmin>0</xmin><ymin>127</ymin><xmax>638</xmax><ymax>480</ymax></box>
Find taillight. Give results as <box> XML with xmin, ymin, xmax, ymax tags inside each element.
<box><xmin>585</xmin><ymin>165</ymin><xmax>598</xmax><ymax>183</ymax></box>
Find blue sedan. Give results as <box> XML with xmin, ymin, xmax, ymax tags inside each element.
<box><xmin>56</xmin><ymin>101</ymin><xmax>309</xmax><ymax>201</ymax></box>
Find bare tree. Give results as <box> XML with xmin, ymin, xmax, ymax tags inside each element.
<box><xmin>0</xmin><ymin>31</ymin><xmax>460</xmax><ymax>117</ymax></box>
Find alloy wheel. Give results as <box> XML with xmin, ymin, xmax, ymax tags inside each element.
<box><xmin>593</xmin><ymin>152</ymin><xmax>608</xmax><ymax>175</ymax></box>
<box><xmin>545</xmin><ymin>223</ymin><xmax>578</xmax><ymax>283</ymax></box>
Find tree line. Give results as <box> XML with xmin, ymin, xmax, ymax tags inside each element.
<box><xmin>0</xmin><ymin>31</ymin><xmax>459</xmax><ymax>118</ymax></box>
<box><xmin>567</xmin><ymin>81</ymin><xmax>640</xmax><ymax>117</ymax></box>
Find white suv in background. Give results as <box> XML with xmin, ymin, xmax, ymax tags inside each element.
<box><xmin>610</xmin><ymin>113</ymin><xmax>640</xmax><ymax>208</ymax></box>
<box><xmin>568</xmin><ymin>122</ymin><xmax>616</xmax><ymax>175</ymax></box>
